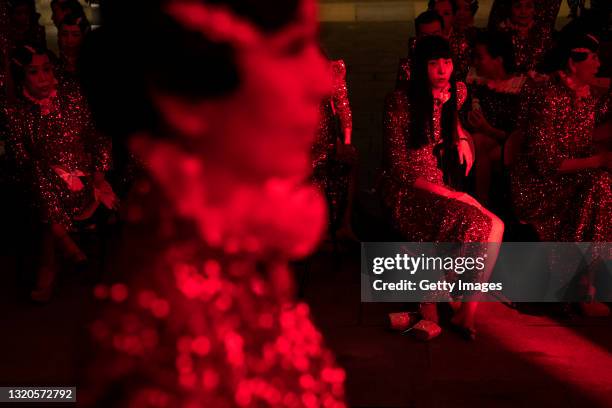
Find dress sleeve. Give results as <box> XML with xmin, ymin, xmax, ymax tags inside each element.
<box><xmin>384</xmin><ymin>90</ymin><xmax>437</xmax><ymax>186</ymax></box>
<box><xmin>4</xmin><ymin>108</ymin><xmax>31</xmax><ymax>168</ymax></box>
<box><xmin>526</xmin><ymin>89</ymin><xmax>565</xmax><ymax>177</ymax></box>
<box><xmin>330</xmin><ymin>60</ymin><xmax>352</xmax><ymax>134</ymax></box>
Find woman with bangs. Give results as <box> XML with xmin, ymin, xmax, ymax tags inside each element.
<box><xmin>383</xmin><ymin>36</ymin><xmax>504</xmax><ymax>341</ymax></box>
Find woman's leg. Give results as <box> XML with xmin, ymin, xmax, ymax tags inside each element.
<box><xmin>451</xmin><ymin>198</ymin><xmax>504</xmax><ymax>332</ymax></box>
<box><xmin>51</xmin><ymin>222</ymin><xmax>87</xmax><ymax>264</ymax></box>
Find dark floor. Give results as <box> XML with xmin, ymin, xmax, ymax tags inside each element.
<box><xmin>1</xmin><ymin>241</ymin><xmax>612</xmax><ymax>408</ymax></box>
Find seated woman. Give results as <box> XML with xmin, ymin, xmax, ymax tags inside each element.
<box><xmin>3</xmin><ymin>44</ymin><xmax>115</xmax><ymax>302</ymax></box>
<box><xmin>312</xmin><ymin>58</ymin><xmax>358</xmax><ymax>243</ymax></box>
<box><xmin>383</xmin><ymin>36</ymin><xmax>504</xmax><ymax>340</ymax></box>
<box><xmin>511</xmin><ymin>33</ymin><xmax>611</xmax><ymax>314</ymax></box>
<box><xmin>467</xmin><ymin>30</ymin><xmax>527</xmax><ymax>205</ymax></box>
<box><xmin>56</xmin><ymin>12</ymin><xmax>91</xmax><ymax>96</ymax></box>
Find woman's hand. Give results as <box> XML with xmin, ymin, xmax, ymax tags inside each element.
<box><xmin>456</xmin><ymin>138</ymin><xmax>474</xmax><ymax>176</ymax></box>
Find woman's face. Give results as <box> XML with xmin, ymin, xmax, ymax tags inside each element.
<box><xmin>24</xmin><ymin>54</ymin><xmax>56</xmax><ymax>100</ymax></box>
<box><xmin>58</xmin><ymin>24</ymin><xmax>84</xmax><ymax>57</ymax></box>
<box><xmin>428</xmin><ymin>58</ymin><xmax>454</xmax><ymax>89</ymax></box>
<box><xmin>455</xmin><ymin>0</ymin><xmax>473</xmax><ymax>29</ymax></box>
<box><xmin>433</xmin><ymin>1</ymin><xmax>455</xmax><ymax>35</ymax></box>
<box><xmin>473</xmin><ymin>44</ymin><xmax>498</xmax><ymax>78</ymax></box>
<box><xmin>160</xmin><ymin>0</ymin><xmax>332</xmax><ymax>182</ymax></box>
<box><xmin>510</xmin><ymin>0</ymin><xmax>535</xmax><ymax>27</ymax></box>
<box><xmin>570</xmin><ymin>51</ymin><xmax>601</xmax><ymax>85</ymax></box>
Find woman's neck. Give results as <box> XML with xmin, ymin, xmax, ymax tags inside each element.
<box><xmin>560</xmin><ymin>70</ymin><xmax>591</xmax><ymax>97</ymax></box>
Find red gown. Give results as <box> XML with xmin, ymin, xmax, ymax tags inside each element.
<box><xmin>495</xmin><ymin>19</ymin><xmax>553</xmax><ymax>73</ymax></box>
<box><xmin>3</xmin><ymin>90</ymin><xmax>111</xmax><ymax>230</ymax></box>
<box><xmin>382</xmin><ymin>82</ymin><xmax>492</xmax><ymax>242</ymax></box>
<box><xmin>488</xmin><ymin>0</ymin><xmax>562</xmax><ymax>32</ymax></box>
<box><xmin>511</xmin><ymin>73</ymin><xmax>611</xmax><ymax>241</ymax></box>
<box><xmin>83</xmin><ymin>176</ymin><xmax>347</xmax><ymax>407</ymax></box>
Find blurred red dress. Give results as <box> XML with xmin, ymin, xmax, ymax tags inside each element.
<box><xmin>382</xmin><ymin>82</ymin><xmax>492</xmax><ymax>242</ymax></box>
<box><xmin>84</xmin><ymin>158</ymin><xmax>347</xmax><ymax>406</ymax></box>
<box><xmin>511</xmin><ymin>73</ymin><xmax>611</xmax><ymax>241</ymax></box>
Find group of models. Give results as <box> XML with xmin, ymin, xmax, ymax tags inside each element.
<box><xmin>0</xmin><ymin>0</ymin><xmax>610</xmax><ymax>406</ymax></box>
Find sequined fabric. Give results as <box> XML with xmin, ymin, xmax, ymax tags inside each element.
<box><xmin>496</xmin><ymin>19</ymin><xmax>553</xmax><ymax>73</ymax></box>
<box><xmin>312</xmin><ymin>60</ymin><xmax>353</xmax><ymax>231</ymax></box>
<box><xmin>511</xmin><ymin>73</ymin><xmax>612</xmax><ymax>241</ymax></box>
<box><xmin>448</xmin><ymin>29</ymin><xmax>473</xmax><ymax>82</ymax></box>
<box><xmin>382</xmin><ymin>82</ymin><xmax>493</xmax><ymax>243</ymax></box>
<box><xmin>2</xmin><ymin>91</ymin><xmax>111</xmax><ymax>230</ymax></box>
<box><xmin>466</xmin><ymin>72</ymin><xmax>527</xmax><ymax>133</ymax></box>
<box><xmin>488</xmin><ymin>0</ymin><xmax>562</xmax><ymax>32</ymax></box>
<box><xmin>85</xmin><ymin>179</ymin><xmax>347</xmax><ymax>408</ymax></box>
<box><xmin>55</xmin><ymin>60</ymin><xmax>83</xmax><ymax>97</ymax></box>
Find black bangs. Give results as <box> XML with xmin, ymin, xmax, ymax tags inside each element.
<box><xmin>414</xmin><ymin>35</ymin><xmax>452</xmax><ymax>63</ymax></box>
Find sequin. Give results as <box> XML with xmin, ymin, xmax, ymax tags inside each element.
<box><xmin>2</xmin><ymin>91</ymin><xmax>112</xmax><ymax>230</ymax></box>
<box><xmin>312</xmin><ymin>59</ymin><xmax>353</xmax><ymax>232</ymax></box>
<box><xmin>511</xmin><ymin>73</ymin><xmax>611</xmax><ymax>241</ymax></box>
<box><xmin>86</xmin><ymin>180</ymin><xmax>346</xmax><ymax>406</ymax></box>
<box><xmin>381</xmin><ymin>82</ymin><xmax>493</xmax><ymax>243</ymax></box>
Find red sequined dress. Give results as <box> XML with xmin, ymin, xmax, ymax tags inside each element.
<box><xmin>83</xmin><ymin>162</ymin><xmax>347</xmax><ymax>407</ymax></box>
<box><xmin>495</xmin><ymin>18</ymin><xmax>553</xmax><ymax>73</ymax></box>
<box><xmin>3</xmin><ymin>90</ymin><xmax>111</xmax><ymax>230</ymax></box>
<box><xmin>488</xmin><ymin>0</ymin><xmax>562</xmax><ymax>32</ymax></box>
<box><xmin>312</xmin><ymin>59</ymin><xmax>353</xmax><ymax>232</ymax></box>
<box><xmin>511</xmin><ymin>73</ymin><xmax>611</xmax><ymax>241</ymax></box>
<box><xmin>382</xmin><ymin>82</ymin><xmax>493</xmax><ymax>242</ymax></box>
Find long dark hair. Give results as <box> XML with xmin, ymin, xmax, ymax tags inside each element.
<box><xmin>405</xmin><ymin>35</ymin><xmax>458</xmax><ymax>149</ymax></box>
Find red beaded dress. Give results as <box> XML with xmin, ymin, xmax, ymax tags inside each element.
<box><xmin>511</xmin><ymin>73</ymin><xmax>611</xmax><ymax>241</ymax></box>
<box><xmin>488</xmin><ymin>0</ymin><xmax>562</xmax><ymax>33</ymax></box>
<box><xmin>382</xmin><ymin>82</ymin><xmax>492</xmax><ymax>242</ymax></box>
<box><xmin>3</xmin><ymin>90</ymin><xmax>111</xmax><ymax>230</ymax></box>
<box><xmin>83</xmin><ymin>145</ymin><xmax>347</xmax><ymax>407</ymax></box>
<box><xmin>312</xmin><ymin>59</ymin><xmax>353</xmax><ymax>232</ymax></box>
